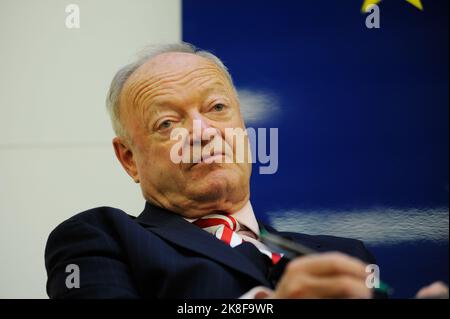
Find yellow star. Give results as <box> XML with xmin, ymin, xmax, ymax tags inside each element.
<box><xmin>361</xmin><ymin>0</ymin><xmax>423</xmax><ymax>12</ymax></box>
<box><xmin>361</xmin><ymin>0</ymin><xmax>381</xmax><ymax>12</ymax></box>
<box><xmin>405</xmin><ymin>0</ymin><xmax>423</xmax><ymax>10</ymax></box>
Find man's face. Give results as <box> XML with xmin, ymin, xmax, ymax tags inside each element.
<box><xmin>115</xmin><ymin>52</ymin><xmax>252</xmax><ymax>218</ymax></box>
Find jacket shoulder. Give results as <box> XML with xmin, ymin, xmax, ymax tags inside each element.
<box><xmin>44</xmin><ymin>206</ymin><xmax>142</xmax><ymax>298</ymax></box>
<box><xmin>45</xmin><ymin>206</ymin><xmax>136</xmax><ymax>253</ymax></box>
<box><xmin>60</xmin><ymin>206</ymin><xmax>135</xmax><ymax>225</ymax></box>
<box><xmin>45</xmin><ymin>206</ymin><xmax>144</xmax><ymax>258</ymax></box>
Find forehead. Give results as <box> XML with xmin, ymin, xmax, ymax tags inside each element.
<box><xmin>124</xmin><ymin>52</ymin><xmax>231</xmax><ymax>101</ymax></box>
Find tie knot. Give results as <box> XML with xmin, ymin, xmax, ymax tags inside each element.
<box><xmin>192</xmin><ymin>213</ymin><xmax>283</xmax><ymax>264</ymax></box>
<box><xmin>193</xmin><ymin>213</ymin><xmax>240</xmax><ymax>232</ymax></box>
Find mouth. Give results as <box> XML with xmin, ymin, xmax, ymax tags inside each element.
<box><xmin>201</xmin><ymin>153</ymin><xmax>226</xmax><ymax>164</ymax></box>
<box><xmin>189</xmin><ymin>152</ymin><xmax>228</xmax><ymax>169</ymax></box>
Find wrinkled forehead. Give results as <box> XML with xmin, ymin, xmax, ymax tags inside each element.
<box><xmin>121</xmin><ymin>52</ymin><xmax>234</xmax><ymax>108</ymax></box>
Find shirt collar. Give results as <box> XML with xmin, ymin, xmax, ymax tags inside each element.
<box><xmin>184</xmin><ymin>200</ymin><xmax>260</xmax><ymax>238</ymax></box>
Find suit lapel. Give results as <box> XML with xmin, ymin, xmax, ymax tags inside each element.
<box><xmin>136</xmin><ymin>202</ymin><xmax>271</xmax><ymax>287</ymax></box>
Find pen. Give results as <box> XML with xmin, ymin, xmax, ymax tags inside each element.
<box><xmin>259</xmin><ymin>226</ymin><xmax>393</xmax><ymax>296</ymax></box>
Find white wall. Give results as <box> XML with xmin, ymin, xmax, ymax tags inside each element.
<box><xmin>0</xmin><ymin>0</ymin><xmax>181</xmax><ymax>298</ymax></box>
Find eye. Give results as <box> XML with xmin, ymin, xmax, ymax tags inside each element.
<box><xmin>158</xmin><ymin>120</ymin><xmax>173</xmax><ymax>130</ymax></box>
<box><xmin>212</xmin><ymin>103</ymin><xmax>225</xmax><ymax>112</ymax></box>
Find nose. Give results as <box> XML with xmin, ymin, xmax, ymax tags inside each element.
<box><xmin>189</xmin><ymin>114</ymin><xmax>221</xmax><ymax>147</ymax></box>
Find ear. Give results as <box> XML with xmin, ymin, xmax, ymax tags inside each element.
<box><xmin>112</xmin><ymin>137</ymin><xmax>140</xmax><ymax>183</ymax></box>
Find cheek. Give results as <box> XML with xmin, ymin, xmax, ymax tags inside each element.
<box><xmin>141</xmin><ymin>142</ymin><xmax>179</xmax><ymax>170</ymax></box>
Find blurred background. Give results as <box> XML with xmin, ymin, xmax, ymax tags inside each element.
<box><xmin>0</xmin><ymin>0</ymin><xmax>448</xmax><ymax>298</ymax></box>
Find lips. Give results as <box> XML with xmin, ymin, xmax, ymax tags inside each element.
<box><xmin>186</xmin><ymin>140</ymin><xmax>235</xmax><ymax>169</ymax></box>
<box><xmin>188</xmin><ymin>152</ymin><xmax>229</xmax><ymax>169</ymax></box>
<box><xmin>201</xmin><ymin>153</ymin><xmax>226</xmax><ymax>164</ymax></box>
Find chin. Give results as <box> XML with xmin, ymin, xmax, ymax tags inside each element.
<box><xmin>188</xmin><ymin>169</ymin><xmax>242</xmax><ymax>202</ymax></box>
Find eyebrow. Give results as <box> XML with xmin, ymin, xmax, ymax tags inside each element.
<box><xmin>143</xmin><ymin>103</ymin><xmax>177</xmax><ymax>121</ymax></box>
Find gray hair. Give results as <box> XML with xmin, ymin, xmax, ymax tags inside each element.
<box><xmin>106</xmin><ymin>42</ymin><xmax>235</xmax><ymax>139</ymax></box>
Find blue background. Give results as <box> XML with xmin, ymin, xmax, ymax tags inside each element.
<box><xmin>183</xmin><ymin>0</ymin><xmax>448</xmax><ymax>298</ymax></box>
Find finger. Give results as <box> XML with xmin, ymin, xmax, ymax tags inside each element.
<box><xmin>416</xmin><ymin>281</ymin><xmax>449</xmax><ymax>299</ymax></box>
<box><xmin>283</xmin><ymin>274</ymin><xmax>372</xmax><ymax>299</ymax></box>
<box><xmin>285</xmin><ymin>252</ymin><xmax>368</xmax><ymax>280</ymax></box>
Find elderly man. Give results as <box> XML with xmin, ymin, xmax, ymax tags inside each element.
<box><xmin>45</xmin><ymin>43</ymin><xmax>447</xmax><ymax>299</ymax></box>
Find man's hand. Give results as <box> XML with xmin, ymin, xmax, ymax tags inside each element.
<box><xmin>415</xmin><ymin>281</ymin><xmax>449</xmax><ymax>299</ymax></box>
<box><xmin>272</xmin><ymin>252</ymin><xmax>372</xmax><ymax>299</ymax></box>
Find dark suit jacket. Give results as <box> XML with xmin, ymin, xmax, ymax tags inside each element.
<box><xmin>45</xmin><ymin>202</ymin><xmax>377</xmax><ymax>299</ymax></box>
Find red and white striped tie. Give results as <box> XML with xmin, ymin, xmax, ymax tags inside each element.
<box><xmin>193</xmin><ymin>213</ymin><xmax>282</xmax><ymax>264</ymax></box>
